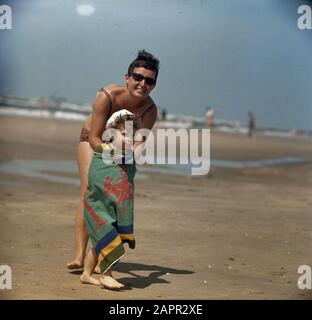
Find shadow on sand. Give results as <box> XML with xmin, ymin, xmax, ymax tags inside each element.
<box><xmin>115</xmin><ymin>262</ymin><xmax>194</xmax><ymax>289</ymax></box>
<box><xmin>69</xmin><ymin>262</ymin><xmax>193</xmax><ymax>289</ymax></box>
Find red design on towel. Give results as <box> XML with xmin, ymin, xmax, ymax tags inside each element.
<box><xmin>103</xmin><ymin>169</ymin><xmax>133</xmax><ymax>217</ymax></box>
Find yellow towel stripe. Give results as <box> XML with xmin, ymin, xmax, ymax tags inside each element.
<box><xmin>98</xmin><ymin>236</ymin><xmax>122</xmax><ymax>263</ymax></box>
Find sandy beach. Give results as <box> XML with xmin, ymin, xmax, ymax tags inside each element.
<box><xmin>0</xmin><ymin>115</ymin><xmax>312</xmax><ymax>299</ymax></box>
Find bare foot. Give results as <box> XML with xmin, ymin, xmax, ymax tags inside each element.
<box><xmin>67</xmin><ymin>260</ymin><xmax>84</xmax><ymax>270</ymax></box>
<box><xmin>99</xmin><ymin>275</ymin><xmax>124</xmax><ymax>289</ymax></box>
<box><xmin>80</xmin><ymin>273</ymin><xmax>100</xmax><ymax>286</ymax></box>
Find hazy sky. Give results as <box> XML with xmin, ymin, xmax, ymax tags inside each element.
<box><xmin>1</xmin><ymin>0</ymin><xmax>312</xmax><ymax>130</ymax></box>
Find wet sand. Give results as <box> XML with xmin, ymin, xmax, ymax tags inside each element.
<box><xmin>0</xmin><ymin>115</ymin><xmax>312</xmax><ymax>299</ymax></box>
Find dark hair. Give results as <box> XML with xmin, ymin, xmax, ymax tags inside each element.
<box><xmin>108</xmin><ymin>113</ymin><xmax>142</xmax><ymax>132</ymax></box>
<box><xmin>127</xmin><ymin>49</ymin><xmax>160</xmax><ymax>79</ymax></box>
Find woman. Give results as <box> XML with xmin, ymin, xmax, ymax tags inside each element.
<box><xmin>67</xmin><ymin>50</ymin><xmax>159</xmax><ymax>276</ymax></box>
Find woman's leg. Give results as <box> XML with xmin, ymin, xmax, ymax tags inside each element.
<box><xmin>67</xmin><ymin>141</ymin><xmax>93</xmax><ymax>269</ymax></box>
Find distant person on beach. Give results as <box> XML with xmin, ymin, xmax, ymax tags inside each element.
<box><xmin>66</xmin><ymin>50</ymin><xmax>159</xmax><ymax>288</ymax></box>
<box><xmin>161</xmin><ymin>108</ymin><xmax>167</xmax><ymax>120</ymax></box>
<box><xmin>157</xmin><ymin>106</ymin><xmax>161</xmax><ymax>120</ymax></box>
<box><xmin>248</xmin><ymin>111</ymin><xmax>255</xmax><ymax>137</ymax></box>
<box><xmin>81</xmin><ymin>111</ymin><xmax>142</xmax><ymax>288</ymax></box>
<box><xmin>206</xmin><ymin>107</ymin><xmax>215</xmax><ymax>128</ymax></box>
<box><xmin>39</xmin><ymin>97</ymin><xmax>45</xmax><ymax>112</ymax></box>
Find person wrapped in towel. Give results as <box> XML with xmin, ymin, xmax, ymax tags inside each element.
<box><xmin>81</xmin><ymin>110</ymin><xmax>142</xmax><ymax>289</ymax></box>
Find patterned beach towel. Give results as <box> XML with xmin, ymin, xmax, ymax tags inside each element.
<box><xmin>84</xmin><ymin>153</ymin><xmax>136</xmax><ymax>274</ymax></box>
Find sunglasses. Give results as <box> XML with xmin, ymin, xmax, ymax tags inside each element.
<box><xmin>131</xmin><ymin>72</ymin><xmax>156</xmax><ymax>86</ymax></box>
